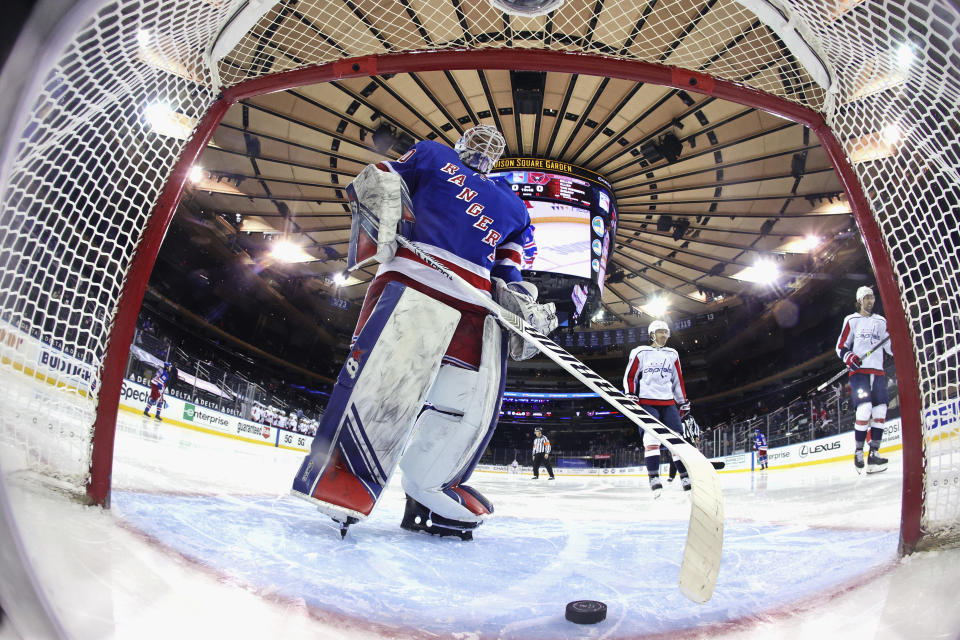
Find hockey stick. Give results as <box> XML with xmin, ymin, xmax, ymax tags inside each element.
<box><xmin>391</xmin><ymin>235</ymin><xmax>723</xmax><ymax>604</ymax></box>
<box><xmin>816</xmin><ymin>335</ymin><xmax>891</xmax><ymax>391</ymax></box>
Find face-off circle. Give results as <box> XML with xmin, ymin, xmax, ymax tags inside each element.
<box><xmin>564</xmin><ymin>600</ymin><xmax>607</xmax><ymax>624</ymax></box>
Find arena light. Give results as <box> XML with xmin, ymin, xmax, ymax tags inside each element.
<box><xmin>143</xmin><ymin>101</ymin><xmax>196</xmax><ymax>140</ymax></box>
<box><xmin>733</xmin><ymin>258</ymin><xmax>780</xmax><ymax>283</ymax></box>
<box><xmin>332</xmin><ymin>272</ymin><xmax>348</xmax><ymax>286</ymax></box>
<box><xmin>846</xmin><ymin>42</ymin><xmax>916</xmax><ymax>103</ymax></box>
<box><xmin>189</xmin><ymin>165</ymin><xmax>204</xmax><ymax>183</ymax></box>
<box><xmin>847</xmin><ymin>123</ymin><xmax>903</xmax><ymax>163</ymax></box>
<box><xmin>644</xmin><ymin>297</ymin><xmax>669</xmax><ymax>318</ymax></box>
<box><xmin>801</xmin><ymin>235</ymin><xmax>821</xmax><ymax>251</ymax></box>
<box><xmin>270</xmin><ymin>239</ymin><xmax>314</xmax><ymax>263</ymax></box>
<box><xmin>882</xmin><ymin>123</ymin><xmax>902</xmax><ymax>145</ymax></box>
<box><xmin>779</xmin><ymin>234</ymin><xmax>821</xmax><ymax>254</ymax></box>
<box><xmin>896</xmin><ymin>43</ymin><xmax>914</xmax><ymax>71</ymax></box>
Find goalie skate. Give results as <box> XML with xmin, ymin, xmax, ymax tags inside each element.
<box><xmin>400</xmin><ymin>495</ymin><xmax>479</xmax><ymax>541</ymax></box>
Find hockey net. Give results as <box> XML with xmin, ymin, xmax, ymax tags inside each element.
<box><xmin>0</xmin><ymin>0</ymin><xmax>956</xmax><ymax>548</ymax></box>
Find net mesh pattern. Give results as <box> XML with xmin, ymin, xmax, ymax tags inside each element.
<box><xmin>0</xmin><ymin>1</ymin><xmax>229</xmax><ymax>488</ymax></box>
<box><xmin>217</xmin><ymin>0</ymin><xmax>827</xmax><ymax>109</ymax></box>
<box><xmin>0</xmin><ymin>0</ymin><xmax>957</xmax><ymax>543</ymax></box>
<box><xmin>785</xmin><ymin>0</ymin><xmax>960</xmax><ymax>544</ymax></box>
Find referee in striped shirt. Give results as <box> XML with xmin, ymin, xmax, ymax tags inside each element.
<box><xmin>532</xmin><ymin>428</ymin><xmax>555</xmax><ymax>480</ymax></box>
<box><xmin>668</xmin><ymin>412</ymin><xmax>702</xmax><ymax>481</ymax></box>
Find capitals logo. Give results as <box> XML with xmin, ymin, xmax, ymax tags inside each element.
<box><xmin>345</xmin><ymin>345</ymin><xmax>367</xmax><ymax>379</ymax></box>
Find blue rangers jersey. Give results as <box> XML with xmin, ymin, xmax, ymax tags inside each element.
<box><xmin>377</xmin><ymin>140</ymin><xmax>530</xmax><ymax>303</ymax></box>
<box><xmin>835</xmin><ymin>312</ymin><xmax>892</xmax><ymax>376</ymax></box>
<box><xmin>753</xmin><ymin>431</ymin><xmax>767</xmax><ymax>450</ymax></box>
<box><xmin>521</xmin><ymin>224</ymin><xmax>538</xmax><ymax>269</ymax></box>
<box><xmin>150</xmin><ymin>368</ymin><xmax>170</xmax><ymax>391</ymax></box>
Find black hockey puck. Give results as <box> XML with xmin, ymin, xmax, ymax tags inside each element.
<box><xmin>565</xmin><ymin>600</ymin><xmax>607</xmax><ymax>624</ymax></box>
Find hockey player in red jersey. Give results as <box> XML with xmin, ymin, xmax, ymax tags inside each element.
<box><xmin>836</xmin><ymin>286</ymin><xmax>893</xmax><ymax>473</ymax></box>
<box><xmin>291</xmin><ymin>125</ymin><xmax>558</xmax><ymax>539</ymax></box>
<box><xmin>623</xmin><ymin>320</ymin><xmax>691</xmax><ymax>496</ymax></box>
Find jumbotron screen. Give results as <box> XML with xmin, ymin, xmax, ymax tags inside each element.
<box><xmin>489</xmin><ymin>158</ymin><xmax>617</xmax><ymax>292</ymax></box>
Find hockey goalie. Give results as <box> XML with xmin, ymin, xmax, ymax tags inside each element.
<box><xmin>291</xmin><ymin>125</ymin><xmax>558</xmax><ymax>540</ymax></box>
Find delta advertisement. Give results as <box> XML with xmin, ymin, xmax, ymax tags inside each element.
<box><xmin>119</xmin><ymin>379</ymin><xmax>314</xmax><ymax>453</ymax></box>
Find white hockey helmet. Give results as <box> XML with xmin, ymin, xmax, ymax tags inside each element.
<box><xmin>454</xmin><ymin>124</ymin><xmax>506</xmax><ymax>174</ymax></box>
<box><xmin>648</xmin><ymin>319</ymin><xmax>670</xmax><ymax>339</ymax></box>
<box><xmin>856</xmin><ymin>286</ymin><xmax>873</xmax><ymax>303</ymax></box>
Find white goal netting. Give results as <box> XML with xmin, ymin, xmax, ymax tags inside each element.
<box><xmin>0</xmin><ymin>0</ymin><xmax>957</xmax><ymax>546</ymax></box>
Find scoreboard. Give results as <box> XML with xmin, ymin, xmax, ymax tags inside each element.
<box><xmin>490</xmin><ymin>158</ymin><xmax>618</xmax><ymax>325</ymax></box>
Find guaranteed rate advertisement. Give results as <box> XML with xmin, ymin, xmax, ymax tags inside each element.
<box><xmin>491</xmin><ymin>158</ymin><xmax>617</xmax><ymax>292</ymax></box>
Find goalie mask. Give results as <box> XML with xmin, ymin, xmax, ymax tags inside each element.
<box><xmin>454</xmin><ymin>125</ymin><xmax>506</xmax><ymax>174</ymax></box>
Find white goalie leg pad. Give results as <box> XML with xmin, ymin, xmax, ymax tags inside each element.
<box><xmin>291</xmin><ymin>282</ymin><xmax>460</xmax><ymax>520</ymax></box>
<box><xmin>400</xmin><ymin>315</ymin><xmax>506</xmax><ymax>524</ymax></box>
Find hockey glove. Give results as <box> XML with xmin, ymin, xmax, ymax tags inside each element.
<box><xmin>348</xmin><ymin>164</ymin><xmax>411</xmax><ymax>265</ymax></box>
<box><xmin>493</xmin><ymin>279</ymin><xmax>558</xmax><ymax>360</ymax></box>
<box><xmin>843</xmin><ymin>351</ymin><xmax>861</xmax><ymax>372</ymax></box>
<box><xmin>678</xmin><ymin>400</ymin><xmax>691</xmax><ymax>418</ymax></box>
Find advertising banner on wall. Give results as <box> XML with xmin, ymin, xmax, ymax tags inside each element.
<box><xmin>119</xmin><ymin>379</ymin><xmax>314</xmax><ymax>452</ymax></box>
<box><xmin>0</xmin><ymin>318</ymin><xmax>97</xmax><ymax>395</ymax></box>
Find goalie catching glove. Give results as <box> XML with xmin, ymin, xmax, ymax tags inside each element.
<box><xmin>493</xmin><ymin>279</ymin><xmax>558</xmax><ymax>360</ymax></box>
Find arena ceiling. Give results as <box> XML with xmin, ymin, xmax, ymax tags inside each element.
<box><xmin>175</xmin><ymin>0</ymin><xmax>860</xmax><ymax>329</ymax></box>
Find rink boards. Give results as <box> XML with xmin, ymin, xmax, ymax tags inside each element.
<box><xmin>0</xmin><ymin>314</ymin><xmax>954</xmax><ymax>475</ymax></box>
<box><xmin>479</xmin><ymin>422</ymin><xmax>903</xmax><ymax>477</ymax></box>
<box><xmin>118</xmin><ymin>377</ymin><xmax>904</xmax><ymax>476</ymax></box>
<box><xmin>119</xmin><ymin>379</ymin><xmax>315</xmax><ymax>452</ymax></box>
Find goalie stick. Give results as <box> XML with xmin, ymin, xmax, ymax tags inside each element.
<box><xmin>387</xmin><ymin>235</ymin><xmax>724</xmax><ymax>604</ymax></box>
<box><xmin>816</xmin><ymin>335</ymin><xmax>891</xmax><ymax>392</ymax></box>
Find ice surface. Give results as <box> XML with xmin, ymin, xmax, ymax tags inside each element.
<box><xmin>1</xmin><ymin>387</ymin><xmax>959</xmax><ymax>639</ymax></box>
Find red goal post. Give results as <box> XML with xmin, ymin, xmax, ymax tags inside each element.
<box><xmin>1</xmin><ymin>0</ymin><xmax>955</xmax><ymax>556</ymax></box>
